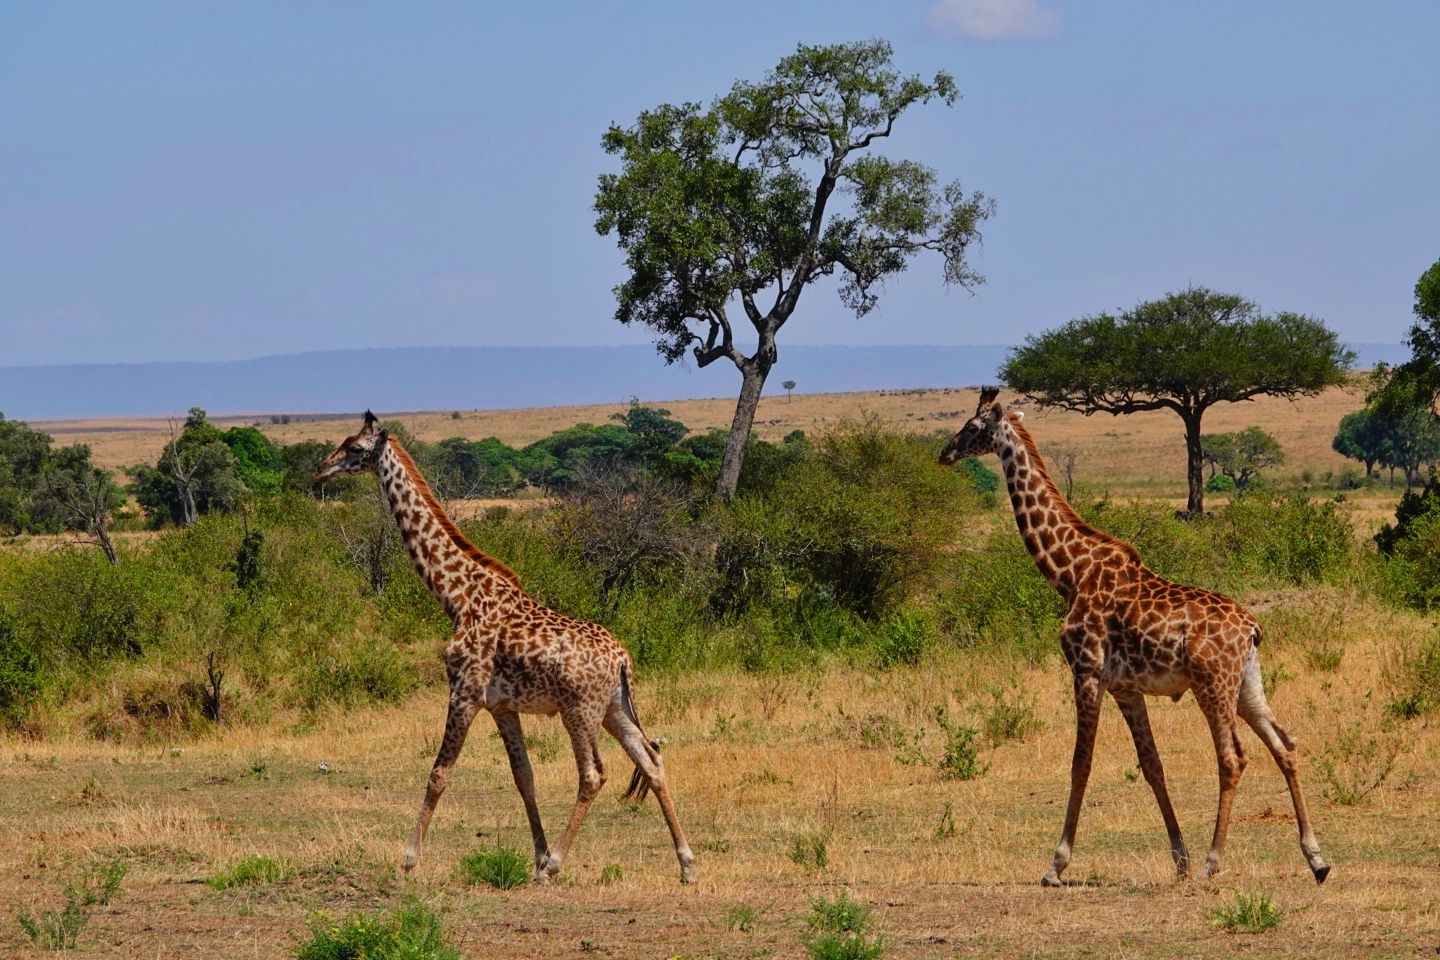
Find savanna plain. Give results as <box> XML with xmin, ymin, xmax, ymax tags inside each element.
<box><xmin>4</xmin><ymin>384</ymin><xmax>1439</xmax><ymax>959</ymax></box>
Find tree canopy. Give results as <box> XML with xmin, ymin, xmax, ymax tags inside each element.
<box><xmin>1375</xmin><ymin>258</ymin><xmax>1440</xmax><ymax>415</ymax></box>
<box><xmin>595</xmin><ymin>39</ymin><xmax>992</xmax><ymax>499</ymax></box>
<box><xmin>1000</xmin><ymin>287</ymin><xmax>1354</xmax><ymax>514</ymax></box>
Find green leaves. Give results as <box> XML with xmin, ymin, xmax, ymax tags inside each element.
<box><xmin>1003</xmin><ymin>288</ymin><xmax>1353</xmax><ymax>415</ymax></box>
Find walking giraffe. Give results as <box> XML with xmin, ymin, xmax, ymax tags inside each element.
<box><xmin>939</xmin><ymin>388</ymin><xmax>1328</xmax><ymax>885</ymax></box>
<box><xmin>314</xmin><ymin>413</ymin><xmax>695</xmax><ymax>884</ymax></box>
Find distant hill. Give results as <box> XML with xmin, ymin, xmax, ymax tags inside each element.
<box><xmin>0</xmin><ymin>343</ymin><xmax>1409</xmax><ymax>420</ymax></box>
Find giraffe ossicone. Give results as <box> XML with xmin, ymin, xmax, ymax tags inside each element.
<box><xmin>314</xmin><ymin>412</ymin><xmax>695</xmax><ymax>884</ymax></box>
<box><xmin>940</xmin><ymin>388</ymin><xmax>1329</xmax><ymax>886</ymax></box>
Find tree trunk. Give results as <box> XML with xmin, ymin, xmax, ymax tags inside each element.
<box><xmin>1183</xmin><ymin>411</ymin><xmax>1205</xmax><ymax>516</ymax></box>
<box><xmin>94</xmin><ymin>524</ymin><xmax>119</xmax><ymax>566</ymax></box>
<box><xmin>715</xmin><ymin>355</ymin><xmax>773</xmax><ymax>501</ymax></box>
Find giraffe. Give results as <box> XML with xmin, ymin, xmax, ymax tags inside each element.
<box><xmin>313</xmin><ymin>412</ymin><xmax>695</xmax><ymax>884</ymax></box>
<box><xmin>939</xmin><ymin>388</ymin><xmax>1329</xmax><ymax>886</ymax></box>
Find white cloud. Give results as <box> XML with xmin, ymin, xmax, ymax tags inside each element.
<box><xmin>926</xmin><ymin>0</ymin><xmax>1063</xmax><ymax>42</ymax></box>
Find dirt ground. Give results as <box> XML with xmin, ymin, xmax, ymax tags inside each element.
<box><xmin>2</xmin><ymin>585</ymin><xmax>1436</xmax><ymax>958</ymax></box>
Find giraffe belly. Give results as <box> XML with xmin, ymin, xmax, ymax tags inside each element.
<box><xmin>1104</xmin><ymin>655</ymin><xmax>1189</xmax><ymax>698</ymax></box>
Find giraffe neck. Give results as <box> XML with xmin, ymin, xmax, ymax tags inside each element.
<box><xmin>994</xmin><ymin>417</ymin><xmax>1106</xmax><ymax>602</ymax></box>
<box><xmin>375</xmin><ymin>440</ymin><xmax>522</xmax><ymax>622</ymax></box>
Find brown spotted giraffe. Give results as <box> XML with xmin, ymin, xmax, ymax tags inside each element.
<box><xmin>939</xmin><ymin>388</ymin><xmax>1328</xmax><ymax>886</ymax></box>
<box><xmin>314</xmin><ymin>412</ymin><xmax>695</xmax><ymax>884</ymax></box>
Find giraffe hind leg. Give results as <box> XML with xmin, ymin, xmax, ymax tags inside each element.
<box><xmin>605</xmin><ymin>700</ymin><xmax>696</xmax><ymax>884</ymax></box>
<box><xmin>1192</xmin><ymin>681</ymin><xmax>1247</xmax><ymax>881</ymax></box>
<box><xmin>539</xmin><ymin>709</ymin><xmax>607</xmax><ymax>882</ymax></box>
<box><xmin>1237</xmin><ymin>650</ymin><xmax>1330</xmax><ymax>883</ymax></box>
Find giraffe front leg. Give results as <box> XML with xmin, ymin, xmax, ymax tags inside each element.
<box><xmin>1114</xmin><ymin>693</ymin><xmax>1190</xmax><ymax>878</ymax></box>
<box><xmin>1043</xmin><ymin>673</ymin><xmax>1104</xmax><ymax>887</ymax></box>
<box><xmin>403</xmin><ymin>689</ymin><xmax>481</xmax><ymax>873</ymax></box>
<box><xmin>493</xmin><ymin>710</ymin><xmax>551</xmax><ymax>880</ymax></box>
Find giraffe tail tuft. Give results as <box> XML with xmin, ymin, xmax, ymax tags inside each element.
<box><xmin>619</xmin><ymin>663</ymin><xmax>659</xmax><ymax>804</ymax></box>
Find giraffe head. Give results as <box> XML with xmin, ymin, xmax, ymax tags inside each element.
<box><xmin>938</xmin><ymin>386</ymin><xmax>1021</xmax><ymax>465</ymax></box>
<box><xmin>313</xmin><ymin>411</ymin><xmax>389</xmax><ymax>483</ymax></box>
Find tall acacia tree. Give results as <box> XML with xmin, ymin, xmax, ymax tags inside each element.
<box><xmin>595</xmin><ymin>39</ymin><xmax>993</xmax><ymax>499</ymax></box>
<box><xmin>1001</xmin><ymin>287</ymin><xmax>1354</xmax><ymax>515</ymax></box>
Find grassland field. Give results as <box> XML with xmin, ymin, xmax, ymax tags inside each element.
<box><xmin>4</xmin><ymin>382</ymin><xmax>1438</xmax><ymax>958</ymax></box>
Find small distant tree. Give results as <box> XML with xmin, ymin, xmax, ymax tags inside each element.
<box><xmin>610</xmin><ymin>399</ymin><xmax>689</xmax><ymax>465</ymax></box>
<box><xmin>1001</xmin><ymin>287</ymin><xmax>1354</xmax><ymax>515</ymax></box>
<box><xmin>36</xmin><ymin>445</ymin><xmax>125</xmax><ymax>565</ymax></box>
<box><xmin>1200</xmin><ymin>426</ymin><xmax>1284</xmax><ymax>490</ymax></box>
<box><xmin>783</xmin><ymin>380</ymin><xmax>797</xmax><ymax>402</ymax></box>
<box><xmin>1380</xmin><ymin>406</ymin><xmax>1440</xmax><ymax>488</ymax></box>
<box><xmin>596</xmin><ymin>39</ymin><xmax>993</xmax><ymax>500</ymax></box>
<box><xmin>1332</xmin><ymin>409</ymin><xmax>1389</xmax><ymax>478</ymax></box>
<box><xmin>130</xmin><ymin>407</ymin><xmax>244</xmax><ymax>525</ymax></box>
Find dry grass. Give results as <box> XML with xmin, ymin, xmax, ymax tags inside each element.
<box><xmin>1</xmin><ymin>584</ymin><xmax>1435</xmax><ymax>958</ymax></box>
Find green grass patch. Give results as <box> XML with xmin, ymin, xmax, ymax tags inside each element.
<box><xmin>207</xmin><ymin>854</ymin><xmax>293</xmax><ymax>890</ymax></box>
<box><xmin>294</xmin><ymin>901</ymin><xmax>461</xmax><ymax>960</ymax></box>
<box><xmin>456</xmin><ymin>845</ymin><xmax>530</xmax><ymax>889</ymax></box>
<box><xmin>1209</xmin><ymin>889</ymin><xmax>1283</xmax><ymax>933</ymax></box>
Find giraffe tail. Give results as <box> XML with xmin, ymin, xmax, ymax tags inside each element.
<box><xmin>619</xmin><ymin>663</ymin><xmax>660</xmax><ymax>804</ymax></box>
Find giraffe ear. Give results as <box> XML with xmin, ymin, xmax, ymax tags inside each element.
<box><xmin>1013</xmin><ymin>410</ymin><xmax>1026</xmax><ymax>422</ymax></box>
<box><xmin>377</xmin><ymin>429</ymin><xmax>390</xmax><ymax>445</ymax></box>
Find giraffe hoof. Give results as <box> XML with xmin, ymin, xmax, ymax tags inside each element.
<box><xmin>1040</xmin><ymin>870</ymin><xmax>1063</xmax><ymax>887</ymax></box>
<box><xmin>1312</xmin><ymin>862</ymin><xmax>1331</xmax><ymax>885</ymax></box>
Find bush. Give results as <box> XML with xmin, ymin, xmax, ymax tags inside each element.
<box><xmin>457</xmin><ymin>845</ymin><xmax>531</xmax><ymax>889</ymax></box>
<box><xmin>802</xmin><ymin>892</ymin><xmax>885</xmax><ymax>960</ymax></box>
<box><xmin>295</xmin><ymin>901</ymin><xmax>461</xmax><ymax>960</ymax></box>
<box><xmin>1213</xmin><ymin>490</ymin><xmax>1353</xmax><ymax>587</ymax></box>
<box><xmin>1209</xmin><ymin>889</ymin><xmax>1283</xmax><ymax>933</ymax></box>
<box><xmin>936</xmin><ymin>531</ymin><xmax>1063</xmax><ymax>662</ymax></box>
<box><xmin>1206</xmin><ymin>474</ymin><xmax>1236</xmax><ymax>492</ymax></box>
<box><xmin>935</xmin><ymin>708</ymin><xmax>989</xmax><ymax>780</ymax></box>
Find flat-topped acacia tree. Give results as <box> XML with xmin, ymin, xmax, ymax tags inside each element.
<box><xmin>595</xmin><ymin>39</ymin><xmax>993</xmax><ymax>499</ymax></box>
<box><xmin>1001</xmin><ymin>287</ymin><xmax>1354</xmax><ymax>515</ymax></box>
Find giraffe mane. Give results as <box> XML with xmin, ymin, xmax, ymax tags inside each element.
<box><xmin>387</xmin><ymin>439</ymin><xmax>525</xmax><ymax>590</ymax></box>
<box><xmin>1006</xmin><ymin>412</ymin><xmax>1142</xmax><ymax>564</ymax></box>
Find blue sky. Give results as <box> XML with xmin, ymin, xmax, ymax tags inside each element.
<box><xmin>2</xmin><ymin>1</ymin><xmax>1437</xmax><ymax>366</ymax></box>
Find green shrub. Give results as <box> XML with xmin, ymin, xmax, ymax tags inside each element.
<box><xmin>207</xmin><ymin>855</ymin><xmax>293</xmax><ymax>890</ymax></box>
<box><xmin>0</xmin><ymin>619</ymin><xmax>42</xmax><ymax>728</ymax></box>
<box><xmin>935</xmin><ymin>708</ymin><xmax>989</xmax><ymax>780</ymax></box>
<box><xmin>936</xmin><ymin>531</ymin><xmax>1063</xmax><ymax>662</ymax></box>
<box><xmin>1206</xmin><ymin>474</ymin><xmax>1236</xmax><ymax>492</ymax></box>
<box><xmin>294</xmin><ymin>901</ymin><xmax>461</xmax><ymax>960</ymax></box>
<box><xmin>871</xmin><ymin>610</ymin><xmax>934</xmax><ymax>669</ymax></box>
<box><xmin>295</xmin><ymin>640</ymin><xmax>416</xmax><ymax>711</ymax></box>
<box><xmin>1390</xmin><ymin>631</ymin><xmax>1440</xmax><ymax>717</ymax></box>
<box><xmin>457</xmin><ymin>845</ymin><xmax>531</xmax><ymax>889</ymax></box>
<box><xmin>597</xmin><ymin>863</ymin><xmax>624</xmax><ymax>886</ymax></box>
<box><xmin>1209</xmin><ymin>889</ymin><xmax>1283</xmax><ymax>933</ymax></box>
<box><xmin>1214</xmin><ymin>491</ymin><xmax>1354</xmax><ymax>587</ymax></box>
<box><xmin>17</xmin><ymin>901</ymin><xmax>87</xmax><ymax>951</ymax></box>
<box><xmin>789</xmin><ymin>833</ymin><xmax>829</xmax><ymax>870</ymax></box>
<box><xmin>982</xmin><ymin>682</ymin><xmax>1044</xmax><ymax>746</ymax></box>
<box><xmin>802</xmin><ymin>892</ymin><xmax>884</xmax><ymax>960</ymax></box>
